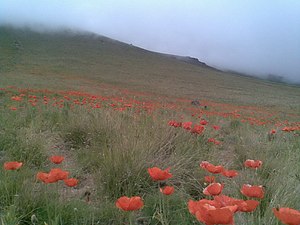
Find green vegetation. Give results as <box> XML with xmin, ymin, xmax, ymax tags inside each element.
<box><xmin>1</xmin><ymin>25</ymin><xmax>300</xmax><ymax>110</ymax></box>
<box><xmin>0</xmin><ymin>26</ymin><xmax>299</xmax><ymax>224</ymax></box>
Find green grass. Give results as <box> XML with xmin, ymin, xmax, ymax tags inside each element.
<box><xmin>1</xmin><ymin>25</ymin><xmax>300</xmax><ymax>111</ymax></box>
<box><xmin>0</xmin><ymin>89</ymin><xmax>299</xmax><ymax>224</ymax></box>
<box><xmin>0</xmin><ymin>25</ymin><xmax>300</xmax><ymax>224</ymax></box>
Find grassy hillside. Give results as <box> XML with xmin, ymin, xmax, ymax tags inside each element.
<box><xmin>1</xmin><ymin>26</ymin><xmax>300</xmax><ymax>111</ymax></box>
<box><xmin>0</xmin><ymin>25</ymin><xmax>300</xmax><ymax>225</ymax></box>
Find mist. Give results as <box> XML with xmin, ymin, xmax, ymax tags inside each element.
<box><xmin>1</xmin><ymin>0</ymin><xmax>300</xmax><ymax>83</ymax></box>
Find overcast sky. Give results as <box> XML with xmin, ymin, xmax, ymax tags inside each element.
<box><xmin>1</xmin><ymin>0</ymin><xmax>300</xmax><ymax>82</ymax></box>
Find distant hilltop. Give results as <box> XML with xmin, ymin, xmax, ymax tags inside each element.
<box><xmin>172</xmin><ymin>56</ymin><xmax>208</xmax><ymax>67</ymax></box>
<box><xmin>163</xmin><ymin>54</ymin><xmax>219</xmax><ymax>71</ymax></box>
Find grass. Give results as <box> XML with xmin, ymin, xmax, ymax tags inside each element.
<box><xmin>0</xmin><ymin>86</ymin><xmax>299</xmax><ymax>224</ymax></box>
<box><xmin>0</xmin><ymin>26</ymin><xmax>300</xmax><ymax>224</ymax></box>
<box><xmin>1</xmin><ymin>25</ymin><xmax>300</xmax><ymax>110</ymax></box>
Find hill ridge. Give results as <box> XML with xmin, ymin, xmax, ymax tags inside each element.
<box><xmin>1</xmin><ymin>25</ymin><xmax>300</xmax><ymax>111</ymax></box>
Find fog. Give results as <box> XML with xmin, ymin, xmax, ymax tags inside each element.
<box><xmin>1</xmin><ymin>0</ymin><xmax>300</xmax><ymax>83</ymax></box>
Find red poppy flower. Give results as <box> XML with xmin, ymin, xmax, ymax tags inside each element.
<box><xmin>11</xmin><ymin>96</ymin><xmax>22</xmax><ymax>101</ymax></box>
<box><xmin>36</xmin><ymin>172</ymin><xmax>49</xmax><ymax>183</ymax></box>
<box><xmin>273</xmin><ymin>207</ymin><xmax>300</xmax><ymax>225</ymax></box>
<box><xmin>148</xmin><ymin>167</ymin><xmax>172</xmax><ymax>181</ymax></box>
<box><xmin>188</xmin><ymin>199</ymin><xmax>221</xmax><ymax>215</ymax></box>
<box><xmin>168</xmin><ymin>120</ymin><xmax>176</xmax><ymax>126</ymax></box>
<box><xmin>50</xmin><ymin>155</ymin><xmax>65</xmax><ymax>164</ymax></box>
<box><xmin>244</xmin><ymin>159</ymin><xmax>262</xmax><ymax>169</ymax></box>
<box><xmin>160</xmin><ymin>186</ymin><xmax>175</xmax><ymax>195</ymax></box>
<box><xmin>195</xmin><ymin>204</ymin><xmax>237</xmax><ymax>225</ymax></box>
<box><xmin>40</xmin><ymin>168</ymin><xmax>69</xmax><ymax>183</ymax></box>
<box><xmin>188</xmin><ymin>200</ymin><xmax>201</xmax><ymax>215</ymax></box>
<box><xmin>208</xmin><ymin>138</ymin><xmax>219</xmax><ymax>144</ymax></box>
<box><xmin>200</xmin><ymin>161</ymin><xmax>210</xmax><ymax>168</ymax></box>
<box><xmin>38</xmin><ymin>172</ymin><xmax>63</xmax><ymax>184</ymax></box>
<box><xmin>222</xmin><ymin>170</ymin><xmax>238</xmax><ymax>178</ymax></box>
<box><xmin>200</xmin><ymin>161</ymin><xmax>224</xmax><ymax>174</ymax></box>
<box><xmin>207</xmin><ymin>138</ymin><xmax>214</xmax><ymax>143</ymax></box>
<box><xmin>214</xmin><ymin>140</ymin><xmax>221</xmax><ymax>145</ymax></box>
<box><xmin>203</xmin><ymin>183</ymin><xmax>224</xmax><ymax>196</ymax></box>
<box><xmin>4</xmin><ymin>161</ymin><xmax>23</xmax><ymax>170</ymax></box>
<box><xmin>200</xmin><ymin>119</ymin><xmax>208</xmax><ymax>125</ymax></box>
<box><xmin>212</xmin><ymin>125</ymin><xmax>221</xmax><ymax>130</ymax></box>
<box><xmin>182</xmin><ymin>122</ymin><xmax>193</xmax><ymax>130</ymax></box>
<box><xmin>270</xmin><ymin>129</ymin><xmax>276</xmax><ymax>134</ymax></box>
<box><xmin>282</xmin><ymin>127</ymin><xmax>292</xmax><ymax>132</ymax></box>
<box><xmin>213</xmin><ymin>195</ymin><xmax>237</xmax><ymax>207</ymax></box>
<box><xmin>236</xmin><ymin>200</ymin><xmax>260</xmax><ymax>212</ymax></box>
<box><xmin>241</xmin><ymin>184</ymin><xmax>264</xmax><ymax>199</ymax></box>
<box><xmin>168</xmin><ymin>120</ymin><xmax>182</xmax><ymax>128</ymax></box>
<box><xmin>204</xmin><ymin>176</ymin><xmax>216</xmax><ymax>183</ymax></box>
<box><xmin>191</xmin><ymin>125</ymin><xmax>205</xmax><ymax>135</ymax></box>
<box><xmin>116</xmin><ymin>196</ymin><xmax>144</xmax><ymax>211</ymax></box>
<box><xmin>64</xmin><ymin>178</ymin><xmax>79</xmax><ymax>187</ymax></box>
<box><xmin>50</xmin><ymin>168</ymin><xmax>69</xmax><ymax>180</ymax></box>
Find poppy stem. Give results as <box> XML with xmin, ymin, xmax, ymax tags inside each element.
<box><xmin>43</xmin><ymin>184</ymin><xmax>51</xmax><ymax>223</ymax></box>
<box><xmin>128</xmin><ymin>212</ymin><xmax>135</xmax><ymax>225</ymax></box>
<box><xmin>158</xmin><ymin>190</ymin><xmax>168</xmax><ymax>225</ymax></box>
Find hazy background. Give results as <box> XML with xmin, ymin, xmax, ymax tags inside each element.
<box><xmin>1</xmin><ymin>0</ymin><xmax>300</xmax><ymax>83</ymax></box>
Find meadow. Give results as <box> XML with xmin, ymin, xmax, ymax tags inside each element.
<box><xmin>0</xmin><ymin>26</ymin><xmax>300</xmax><ymax>225</ymax></box>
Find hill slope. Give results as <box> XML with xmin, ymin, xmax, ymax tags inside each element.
<box><xmin>0</xmin><ymin>25</ymin><xmax>300</xmax><ymax>112</ymax></box>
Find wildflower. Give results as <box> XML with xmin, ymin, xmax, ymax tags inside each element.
<box><xmin>168</xmin><ymin>120</ymin><xmax>176</xmax><ymax>126</ymax></box>
<box><xmin>168</xmin><ymin>120</ymin><xmax>181</xmax><ymax>127</ymax></box>
<box><xmin>188</xmin><ymin>199</ymin><xmax>221</xmax><ymax>215</ymax></box>
<box><xmin>148</xmin><ymin>167</ymin><xmax>172</xmax><ymax>181</ymax></box>
<box><xmin>273</xmin><ymin>207</ymin><xmax>300</xmax><ymax>225</ymax></box>
<box><xmin>282</xmin><ymin>127</ymin><xmax>292</xmax><ymax>132</ymax></box>
<box><xmin>203</xmin><ymin>183</ymin><xmax>224</xmax><ymax>196</ymax></box>
<box><xmin>182</xmin><ymin>122</ymin><xmax>193</xmax><ymax>130</ymax></box>
<box><xmin>195</xmin><ymin>204</ymin><xmax>237</xmax><ymax>225</ymax></box>
<box><xmin>50</xmin><ymin>155</ymin><xmax>65</xmax><ymax>164</ymax></box>
<box><xmin>214</xmin><ymin>140</ymin><xmax>221</xmax><ymax>145</ymax></box>
<box><xmin>36</xmin><ymin>172</ymin><xmax>49</xmax><ymax>183</ymax></box>
<box><xmin>222</xmin><ymin>170</ymin><xmax>238</xmax><ymax>178</ymax></box>
<box><xmin>204</xmin><ymin>176</ymin><xmax>216</xmax><ymax>183</ymax></box>
<box><xmin>200</xmin><ymin>119</ymin><xmax>208</xmax><ymax>125</ymax></box>
<box><xmin>270</xmin><ymin>129</ymin><xmax>276</xmax><ymax>134</ymax></box>
<box><xmin>207</xmin><ymin>138</ymin><xmax>214</xmax><ymax>143</ymax></box>
<box><xmin>200</xmin><ymin>161</ymin><xmax>224</xmax><ymax>174</ymax></box>
<box><xmin>116</xmin><ymin>196</ymin><xmax>144</xmax><ymax>211</ymax></box>
<box><xmin>64</xmin><ymin>96</ymin><xmax>71</xmax><ymax>101</ymax></box>
<box><xmin>236</xmin><ymin>200</ymin><xmax>260</xmax><ymax>212</ymax></box>
<box><xmin>241</xmin><ymin>184</ymin><xmax>264</xmax><ymax>199</ymax></box>
<box><xmin>212</xmin><ymin>125</ymin><xmax>221</xmax><ymax>130</ymax></box>
<box><xmin>49</xmin><ymin>168</ymin><xmax>69</xmax><ymax>181</ymax></box>
<box><xmin>207</xmin><ymin>138</ymin><xmax>221</xmax><ymax>145</ymax></box>
<box><xmin>4</xmin><ymin>161</ymin><xmax>23</xmax><ymax>170</ymax></box>
<box><xmin>213</xmin><ymin>195</ymin><xmax>239</xmax><ymax>208</ymax></box>
<box><xmin>11</xmin><ymin>96</ymin><xmax>22</xmax><ymax>101</ymax></box>
<box><xmin>187</xmin><ymin>200</ymin><xmax>201</xmax><ymax>215</ymax></box>
<box><xmin>191</xmin><ymin>125</ymin><xmax>205</xmax><ymax>134</ymax></box>
<box><xmin>160</xmin><ymin>186</ymin><xmax>175</xmax><ymax>195</ymax></box>
<box><xmin>244</xmin><ymin>159</ymin><xmax>262</xmax><ymax>169</ymax></box>
<box><xmin>38</xmin><ymin>168</ymin><xmax>69</xmax><ymax>183</ymax></box>
<box><xmin>200</xmin><ymin>161</ymin><xmax>210</xmax><ymax>168</ymax></box>
<box><xmin>214</xmin><ymin>195</ymin><xmax>259</xmax><ymax>213</ymax></box>
<box><xmin>64</xmin><ymin>178</ymin><xmax>79</xmax><ymax>187</ymax></box>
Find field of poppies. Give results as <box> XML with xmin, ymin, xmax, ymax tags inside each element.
<box><xmin>0</xmin><ymin>83</ymin><xmax>299</xmax><ymax>225</ymax></box>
